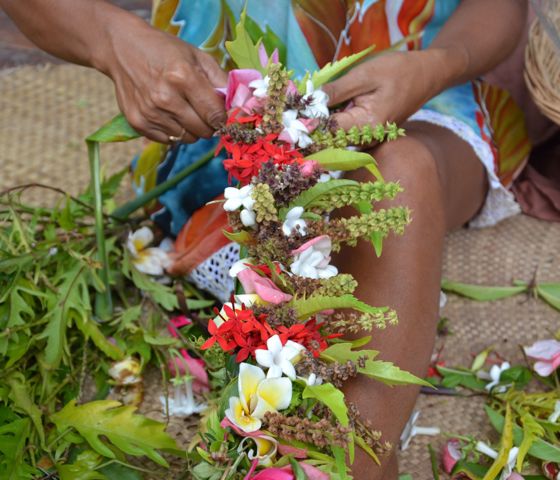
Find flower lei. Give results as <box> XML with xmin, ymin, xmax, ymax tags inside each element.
<box><xmin>180</xmin><ymin>16</ymin><xmax>429</xmax><ymax>480</ymax></box>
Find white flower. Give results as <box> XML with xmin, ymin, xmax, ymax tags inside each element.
<box><xmin>280</xmin><ymin>109</ymin><xmax>312</xmax><ymax>148</ymax></box>
<box><xmin>475</xmin><ymin>442</ymin><xmax>519</xmax><ymax>480</ymax></box>
<box><xmin>290</xmin><ymin>236</ymin><xmax>338</xmax><ymax>280</ymax></box>
<box><xmin>300</xmin><ymin>373</ymin><xmax>323</xmax><ymax>386</ymax></box>
<box><xmin>302</xmin><ymin>80</ymin><xmax>329</xmax><ymax>119</ymax></box>
<box><xmin>282</xmin><ymin>206</ymin><xmax>307</xmax><ymax>236</ymax></box>
<box><xmin>318</xmin><ymin>170</ymin><xmax>342</xmax><ymax>183</ymax></box>
<box><xmin>225</xmin><ymin>363</ymin><xmax>292</xmax><ymax>432</ymax></box>
<box><xmin>108</xmin><ymin>357</ymin><xmax>142</xmax><ymax>385</ymax></box>
<box><xmin>478</xmin><ymin>362</ymin><xmax>511</xmax><ymax>392</ymax></box>
<box><xmin>228</xmin><ymin>257</ymin><xmax>253</xmax><ymax>278</ymax></box>
<box><xmin>255</xmin><ymin>335</ymin><xmax>305</xmax><ymax>380</ymax></box>
<box><xmin>223</xmin><ymin>185</ymin><xmax>256</xmax><ymax>227</ymax></box>
<box><xmin>249</xmin><ymin>75</ymin><xmax>270</xmax><ymax>98</ymax></box>
<box><xmin>161</xmin><ymin>375</ymin><xmax>206</xmax><ymax>417</ymax></box>
<box><xmin>549</xmin><ymin>400</ymin><xmax>560</xmax><ymax>423</ymax></box>
<box><xmin>127</xmin><ymin>227</ymin><xmax>171</xmax><ymax>276</ymax></box>
<box><xmin>400</xmin><ymin>411</ymin><xmax>440</xmax><ymax>451</ymax></box>
<box><xmin>238</xmin><ymin>435</ymin><xmax>278</xmax><ymax>467</ymax></box>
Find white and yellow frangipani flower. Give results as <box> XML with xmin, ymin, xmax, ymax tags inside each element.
<box><xmin>225</xmin><ymin>363</ymin><xmax>292</xmax><ymax>433</ymax></box>
<box><xmin>239</xmin><ymin>435</ymin><xmax>278</xmax><ymax>467</ymax></box>
<box><xmin>127</xmin><ymin>227</ymin><xmax>171</xmax><ymax>276</ymax></box>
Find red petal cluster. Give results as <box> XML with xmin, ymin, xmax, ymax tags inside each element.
<box><xmin>201</xmin><ymin>304</ymin><xmax>275</xmax><ymax>362</ymax></box>
<box><xmin>217</xmin><ymin>110</ymin><xmax>303</xmax><ymax>184</ymax></box>
<box><xmin>278</xmin><ymin>318</ymin><xmax>342</xmax><ymax>357</ymax></box>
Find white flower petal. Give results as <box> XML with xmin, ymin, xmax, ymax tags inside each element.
<box><xmin>240</xmin><ymin>209</ymin><xmax>256</xmax><ymax>227</ymax></box>
<box><xmin>266</xmin><ymin>364</ymin><xmax>283</xmax><ymax>379</ymax></box>
<box><xmin>229</xmin><ymin>258</ymin><xmax>252</xmax><ymax>278</ymax></box>
<box><xmin>256</xmin><ymin>377</ymin><xmax>292</xmax><ymax>411</ymax></box>
<box><xmin>266</xmin><ymin>335</ymin><xmax>283</xmax><ymax>354</ymax></box>
<box><xmin>238</xmin><ymin>363</ymin><xmax>266</xmax><ymax>412</ymax></box>
<box><xmin>255</xmin><ymin>349</ymin><xmax>275</xmax><ymax>369</ymax></box>
<box><xmin>280</xmin><ymin>360</ymin><xmax>296</xmax><ymax>380</ymax></box>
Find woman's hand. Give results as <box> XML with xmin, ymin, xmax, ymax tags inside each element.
<box><xmin>99</xmin><ymin>16</ymin><xmax>228</xmax><ymax>144</ymax></box>
<box><xmin>322</xmin><ymin>49</ymin><xmax>463</xmax><ymax>130</ymax></box>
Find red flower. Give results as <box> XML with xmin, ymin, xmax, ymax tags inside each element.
<box><xmin>217</xmin><ymin>112</ymin><xmax>304</xmax><ymax>184</ymax></box>
<box><xmin>201</xmin><ymin>304</ymin><xmax>276</xmax><ymax>362</ymax></box>
<box><xmin>278</xmin><ymin>318</ymin><xmax>341</xmax><ymax>357</ymax></box>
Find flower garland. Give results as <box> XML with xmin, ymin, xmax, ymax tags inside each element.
<box><xmin>178</xmin><ymin>16</ymin><xmax>427</xmax><ymax>480</ymax></box>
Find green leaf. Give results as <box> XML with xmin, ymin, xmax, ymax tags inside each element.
<box><xmin>291</xmin><ymin>294</ymin><xmax>387</xmax><ymax>320</ymax></box>
<box><xmin>288</xmin><ymin>456</ymin><xmax>308</xmax><ymax>480</ymax></box>
<box><xmin>74</xmin><ymin>315</ymin><xmax>124</xmax><ymax>361</ymax></box>
<box><xmin>222</xmin><ymin>229</ymin><xmax>253</xmax><ymax>245</ymax></box>
<box><xmin>303</xmin><ymin>384</ymin><xmax>349</xmax><ymax>426</ymax></box>
<box><xmin>536</xmin><ymin>283</ymin><xmax>560</xmax><ymax>311</ymax></box>
<box><xmin>483</xmin><ymin>404</ymin><xmax>513</xmax><ymax>480</ymax></box>
<box><xmin>99</xmin><ymin>463</ymin><xmax>143</xmax><ymax>480</ymax></box>
<box><xmin>310</xmin><ymin>46</ymin><xmax>374</xmax><ymax>88</ymax></box>
<box><xmin>7</xmin><ymin>374</ymin><xmax>44</xmax><ymax>446</ymax></box>
<box><xmin>0</xmin><ymin>418</ymin><xmax>36</xmax><ymax>480</ymax></box>
<box><xmin>57</xmin><ymin>450</ymin><xmax>107</xmax><ymax>480</ymax></box>
<box><xmin>354</xmin><ymin>433</ymin><xmax>380</xmax><ymax>465</ymax></box>
<box><xmin>486</xmin><ymin>406</ymin><xmax>560</xmax><ymax>462</ymax></box>
<box><xmin>471</xmin><ymin>347</ymin><xmax>493</xmax><ymax>372</ymax></box>
<box><xmin>428</xmin><ymin>444</ymin><xmax>440</xmax><ymax>480</ymax></box>
<box><xmin>437</xmin><ymin>366</ymin><xmax>487</xmax><ymax>390</ymax></box>
<box><xmin>441</xmin><ymin>280</ymin><xmax>527</xmax><ymax>301</ymax></box>
<box><xmin>225</xmin><ymin>10</ymin><xmax>264</xmax><ymax>72</ymax></box>
<box><xmin>86</xmin><ymin>114</ymin><xmax>140</xmax><ymax>143</ymax></box>
<box><xmin>332</xmin><ymin>446</ymin><xmax>349</xmax><ymax>480</ymax></box>
<box><xmin>361</xmin><ymin>360</ymin><xmax>431</xmax><ymax>387</ymax></box>
<box><xmin>321</xmin><ymin>342</ymin><xmax>379</xmax><ymax>364</ymax></box>
<box><xmin>281</xmin><ymin>179</ymin><xmax>358</xmax><ymax>217</ymax></box>
<box><xmin>517</xmin><ymin>410</ymin><xmax>545</xmax><ymax>470</ymax></box>
<box><xmin>50</xmin><ymin>400</ymin><xmax>180</xmax><ymax>467</ymax></box>
<box><xmin>304</xmin><ymin>149</ymin><xmax>383</xmax><ymax>180</ymax></box>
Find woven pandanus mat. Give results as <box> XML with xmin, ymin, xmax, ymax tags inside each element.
<box><xmin>398</xmin><ymin>215</ymin><xmax>560</xmax><ymax>478</ymax></box>
<box><xmin>0</xmin><ymin>64</ymin><xmax>139</xmax><ymax>204</ymax></box>
<box><xmin>2</xmin><ymin>64</ymin><xmax>560</xmax><ymax>478</ymax></box>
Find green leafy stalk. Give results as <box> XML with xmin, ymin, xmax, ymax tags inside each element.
<box><xmin>112</xmin><ymin>150</ymin><xmax>214</xmax><ymax>220</ymax></box>
<box><xmin>87</xmin><ymin>140</ymin><xmax>112</xmax><ymax>319</ymax></box>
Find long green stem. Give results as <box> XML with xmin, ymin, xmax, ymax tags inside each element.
<box><xmin>112</xmin><ymin>150</ymin><xmax>215</xmax><ymax>220</ymax></box>
<box><xmin>88</xmin><ymin>141</ymin><xmax>113</xmax><ymax>319</ymax></box>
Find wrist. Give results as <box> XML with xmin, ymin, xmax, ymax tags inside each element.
<box><xmin>424</xmin><ymin>45</ymin><xmax>469</xmax><ymax>92</ymax></box>
<box><xmin>90</xmin><ymin>2</ymin><xmax>151</xmax><ymax>76</ymax></box>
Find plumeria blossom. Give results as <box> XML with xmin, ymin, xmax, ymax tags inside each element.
<box><xmin>108</xmin><ymin>357</ymin><xmax>142</xmax><ymax>385</ymax></box>
<box><xmin>127</xmin><ymin>227</ymin><xmax>171</xmax><ymax>275</ymax></box>
<box><xmin>400</xmin><ymin>410</ymin><xmax>440</xmax><ymax>451</ymax></box>
<box><xmin>238</xmin><ymin>269</ymin><xmax>293</xmax><ymax>304</ymax></box>
<box><xmin>524</xmin><ymin>339</ymin><xmax>560</xmax><ymax>376</ymax></box>
<box><xmin>224</xmin><ymin>185</ymin><xmax>257</xmax><ymax>227</ymax></box>
<box><xmin>225</xmin><ymin>363</ymin><xmax>292</xmax><ymax>432</ymax></box>
<box><xmin>478</xmin><ymin>361</ymin><xmax>512</xmax><ymax>392</ymax></box>
<box><xmin>476</xmin><ymin>442</ymin><xmax>521</xmax><ymax>480</ymax></box>
<box><xmin>229</xmin><ymin>257</ymin><xmax>254</xmax><ymax>277</ymax></box>
<box><xmin>279</xmin><ymin>109</ymin><xmax>313</xmax><ymax>148</ymax></box>
<box><xmin>255</xmin><ymin>335</ymin><xmax>304</xmax><ymax>379</ymax></box>
<box><xmin>299</xmin><ymin>372</ymin><xmax>323</xmax><ymax>386</ymax></box>
<box><xmin>282</xmin><ymin>206</ymin><xmax>308</xmax><ymax>237</ymax></box>
<box><xmin>301</xmin><ymin>80</ymin><xmax>330</xmax><ymax>119</ymax></box>
<box><xmin>290</xmin><ymin>236</ymin><xmax>338</xmax><ymax>279</ymax></box>
<box><xmin>239</xmin><ymin>435</ymin><xmax>278</xmax><ymax>467</ymax></box>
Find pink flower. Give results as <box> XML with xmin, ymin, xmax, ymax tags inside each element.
<box><xmin>217</xmin><ymin>69</ymin><xmax>264</xmax><ymax>112</ymax></box>
<box><xmin>167</xmin><ymin>315</ymin><xmax>191</xmax><ymax>338</ymax></box>
<box><xmin>290</xmin><ymin>236</ymin><xmax>338</xmax><ymax>279</ymax></box>
<box><xmin>169</xmin><ymin>349</ymin><xmax>209</xmax><ymax>393</ymax></box>
<box><xmin>442</xmin><ymin>439</ymin><xmax>462</xmax><ymax>473</ymax></box>
<box><xmin>237</xmin><ymin>268</ymin><xmax>293</xmax><ymax>304</ymax></box>
<box><xmin>258</xmin><ymin>44</ymin><xmax>279</xmax><ymax>67</ymax></box>
<box><xmin>524</xmin><ymin>339</ymin><xmax>560</xmax><ymax>376</ymax></box>
<box><xmin>300</xmin><ymin>160</ymin><xmax>319</xmax><ymax>177</ymax></box>
<box><xmin>249</xmin><ymin>464</ymin><xmax>328</xmax><ymax>480</ymax></box>
<box><xmin>507</xmin><ymin>474</ymin><xmax>524</xmax><ymax>480</ymax></box>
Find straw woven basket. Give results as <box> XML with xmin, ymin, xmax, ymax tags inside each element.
<box><xmin>525</xmin><ymin>8</ymin><xmax>560</xmax><ymax>124</ymax></box>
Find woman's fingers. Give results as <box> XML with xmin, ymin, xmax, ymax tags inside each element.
<box><xmin>330</xmin><ymin>94</ymin><xmax>386</xmax><ymax>130</ymax></box>
<box><xmin>322</xmin><ymin>65</ymin><xmax>373</xmax><ymax>106</ymax></box>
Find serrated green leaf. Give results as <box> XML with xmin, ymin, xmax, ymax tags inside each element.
<box><xmin>486</xmin><ymin>405</ymin><xmax>560</xmax><ymax>462</ymax></box>
<box><xmin>0</xmin><ymin>418</ymin><xmax>36</xmax><ymax>480</ymax></box>
<box><xmin>517</xmin><ymin>410</ymin><xmax>545</xmax><ymax>470</ymax></box>
<box><xmin>304</xmin><ymin>149</ymin><xmax>383</xmax><ymax>180</ymax></box>
<box><xmin>222</xmin><ymin>229</ymin><xmax>252</xmax><ymax>245</ymax></box>
<box><xmin>303</xmin><ymin>384</ymin><xmax>349</xmax><ymax>426</ymax></box>
<box><xmin>536</xmin><ymin>283</ymin><xmax>560</xmax><ymax>311</ymax></box>
<box><xmin>437</xmin><ymin>366</ymin><xmax>487</xmax><ymax>390</ymax></box>
<box><xmin>86</xmin><ymin>114</ymin><xmax>140</xmax><ymax>143</ymax></box>
<box><xmin>441</xmin><ymin>280</ymin><xmax>527</xmax><ymax>301</ymax></box>
<box><xmin>354</xmin><ymin>433</ymin><xmax>380</xmax><ymax>465</ymax></box>
<box><xmin>51</xmin><ymin>400</ymin><xmax>180</xmax><ymax>467</ymax></box>
<box><xmin>291</xmin><ymin>294</ymin><xmax>387</xmax><ymax>320</ymax></box>
<box><xmin>332</xmin><ymin>446</ymin><xmax>349</xmax><ymax>480</ymax></box>
<box><xmin>7</xmin><ymin>374</ymin><xmax>44</xmax><ymax>446</ymax></box>
<box><xmin>128</xmin><ymin>266</ymin><xmax>178</xmax><ymax>311</ymax></box>
<box><xmin>74</xmin><ymin>315</ymin><xmax>124</xmax><ymax>361</ymax></box>
<box><xmin>361</xmin><ymin>360</ymin><xmax>431</xmax><ymax>387</ymax></box>
<box><xmin>321</xmin><ymin>342</ymin><xmax>379</xmax><ymax>364</ymax></box>
<box><xmin>225</xmin><ymin>10</ymin><xmax>264</xmax><ymax>72</ymax></box>
<box><xmin>310</xmin><ymin>46</ymin><xmax>374</xmax><ymax>88</ymax></box>
<box><xmin>99</xmin><ymin>463</ymin><xmax>143</xmax><ymax>480</ymax></box>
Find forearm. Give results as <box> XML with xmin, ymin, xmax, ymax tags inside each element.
<box><xmin>0</xmin><ymin>0</ymin><xmax>149</xmax><ymax>73</ymax></box>
<box><xmin>429</xmin><ymin>0</ymin><xmax>527</xmax><ymax>89</ymax></box>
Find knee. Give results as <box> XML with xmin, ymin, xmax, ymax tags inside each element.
<box><xmin>372</xmin><ymin>135</ymin><xmax>443</xmax><ymax>192</ymax></box>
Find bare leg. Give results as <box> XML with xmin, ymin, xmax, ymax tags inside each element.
<box><xmin>337</xmin><ymin>122</ymin><xmax>489</xmax><ymax>479</ymax></box>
